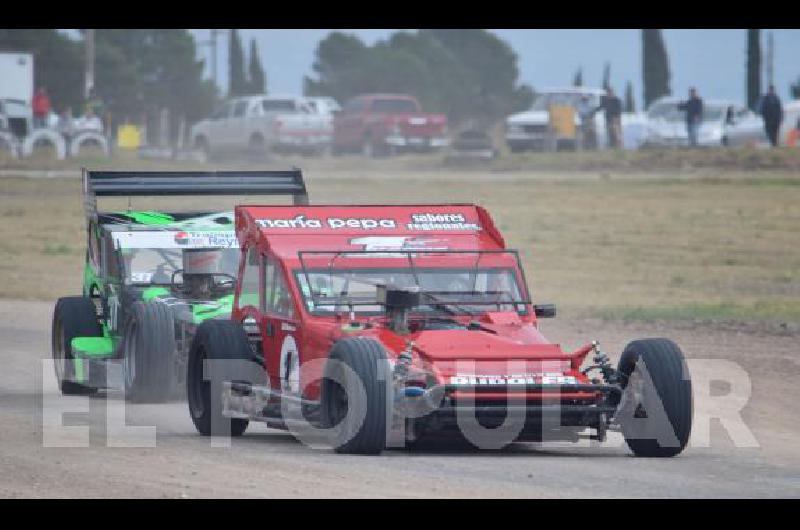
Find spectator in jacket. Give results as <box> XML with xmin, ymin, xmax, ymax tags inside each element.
<box><xmin>32</xmin><ymin>87</ymin><xmax>52</xmax><ymax>129</ymax></box>
<box><xmin>759</xmin><ymin>85</ymin><xmax>784</xmax><ymax>147</ymax></box>
<box><xmin>578</xmin><ymin>95</ymin><xmax>598</xmax><ymax>150</ymax></box>
<box><xmin>56</xmin><ymin>108</ymin><xmax>75</xmax><ymax>140</ymax></box>
<box><xmin>596</xmin><ymin>88</ymin><xmax>622</xmax><ymax>148</ymax></box>
<box><xmin>678</xmin><ymin>87</ymin><xmax>703</xmax><ymax>147</ymax></box>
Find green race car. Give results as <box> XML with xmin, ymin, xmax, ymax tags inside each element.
<box><xmin>51</xmin><ymin>169</ymin><xmax>307</xmax><ymax>402</ymax></box>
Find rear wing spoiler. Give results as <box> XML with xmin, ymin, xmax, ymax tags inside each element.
<box><xmin>82</xmin><ymin>168</ymin><xmax>308</xmax><ymax>218</ymax></box>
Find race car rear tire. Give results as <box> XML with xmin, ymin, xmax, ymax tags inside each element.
<box><xmin>52</xmin><ymin>296</ymin><xmax>102</xmax><ymax>395</ymax></box>
<box><xmin>321</xmin><ymin>337</ymin><xmax>389</xmax><ymax>454</ymax></box>
<box><xmin>122</xmin><ymin>301</ymin><xmax>177</xmax><ymax>403</ymax></box>
<box><xmin>186</xmin><ymin>319</ymin><xmax>253</xmax><ymax>437</ymax></box>
<box><xmin>617</xmin><ymin>338</ymin><xmax>692</xmax><ymax>457</ymax></box>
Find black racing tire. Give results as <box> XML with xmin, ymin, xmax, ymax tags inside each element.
<box><xmin>122</xmin><ymin>301</ymin><xmax>177</xmax><ymax>403</ymax></box>
<box><xmin>248</xmin><ymin>133</ymin><xmax>267</xmax><ymax>157</ymax></box>
<box><xmin>321</xmin><ymin>337</ymin><xmax>389</xmax><ymax>454</ymax></box>
<box><xmin>617</xmin><ymin>338</ymin><xmax>693</xmax><ymax>458</ymax></box>
<box><xmin>194</xmin><ymin>135</ymin><xmax>210</xmax><ymax>158</ymax></box>
<box><xmin>361</xmin><ymin>135</ymin><xmax>375</xmax><ymax>158</ymax></box>
<box><xmin>186</xmin><ymin>319</ymin><xmax>254</xmax><ymax>437</ymax></box>
<box><xmin>52</xmin><ymin>296</ymin><xmax>102</xmax><ymax>395</ymax></box>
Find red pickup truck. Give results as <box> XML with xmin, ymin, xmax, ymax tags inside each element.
<box><xmin>333</xmin><ymin>94</ymin><xmax>448</xmax><ymax>156</ymax></box>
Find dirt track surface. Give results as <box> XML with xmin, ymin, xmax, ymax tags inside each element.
<box><xmin>1</xmin><ymin>299</ymin><xmax>798</xmax><ymax>498</ymax></box>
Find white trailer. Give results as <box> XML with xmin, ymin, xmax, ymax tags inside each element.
<box><xmin>0</xmin><ymin>52</ymin><xmax>34</xmax><ymax>104</ymax></box>
<box><xmin>0</xmin><ymin>52</ymin><xmax>34</xmax><ymax>141</ymax></box>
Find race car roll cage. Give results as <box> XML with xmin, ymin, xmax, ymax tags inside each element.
<box><xmin>296</xmin><ymin>249</ymin><xmax>533</xmax><ymax>312</ymax></box>
<box><xmin>81</xmin><ymin>167</ymin><xmax>308</xmax><ymax>289</ymax></box>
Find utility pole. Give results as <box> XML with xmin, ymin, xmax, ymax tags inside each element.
<box><xmin>198</xmin><ymin>29</ymin><xmax>228</xmax><ymax>94</ymax></box>
<box><xmin>84</xmin><ymin>28</ymin><xmax>95</xmax><ymax>99</ymax></box>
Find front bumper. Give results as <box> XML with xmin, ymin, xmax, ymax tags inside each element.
<box><xmin>385</xmin><ymin>135</ymin><xmax>449</xmax><ymax>149</ymax></box>
<box><xmin>396</xmin><ymin>382</ymin><xmax>622</xmax><ymax>439</ymax></box>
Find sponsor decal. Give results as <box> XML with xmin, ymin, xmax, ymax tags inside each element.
<box><xmin>279</xmin><ymin>335</ymin><xmax>300</xmax><ymax>395</ymax></box>
<box><xmin>256</xmin><ymin>215</ymin><xmax>395</xmax><ymax>230</ymax></box>
<box><xmin>255</xmin><ymin>212</ymin><xmax>480</xmax><ymax>232</ymax></box>
<box><xmin>449</xmin><ymin>373</ymin><xmax>580</xmax><ymax>386</ymax></box>
<box><xmin>174</xmin><ymin>231</ymin><xmax>189</xmax><ymax>245</ymax></box>
<box><xmin>130</xmin><ymin>272</ymin><xmax>153</xmax><ymax>284</ymax></box>
<box><xmin>281</xmin><ymin>322</ymin><xmax>297</xmax><ymax>332</ymax></box>
<box><xmin>407</xmin><ymin>212</ymin><xmax>480</xmax><ymax>232</ymax></box>
<box><xmin>349</xmin><ymin>236</ymin><xmax>447</xmax><ymax>252</ymax></box>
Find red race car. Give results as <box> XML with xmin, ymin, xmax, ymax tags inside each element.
<box><xmin>187</xmin><ymin>202</ymin><xmax>692</xmax><ymax>456</ymax></box>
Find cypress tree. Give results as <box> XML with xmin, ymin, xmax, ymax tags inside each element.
<box><xmin>642</xmin><ymin>29</ymin><xmax>671</xmax><ymax>109</ymax></box>
<box><xmin>228</xmin><ymin>29</ymin><xmax>247</xmax><ymax>96</ymax></box>
<box><xmin>248</xmin><ymin>38</ymin><xmax>266</xmax><ymax>94</ymax></box>
<box><xmin>624</xmin><ymin>81</ymin><xmax>636</xmax><ymax>112</ymax></box>
<box><xmin>746</xmin><ymin>29</ymin><xmax>761</xmax><ymax>111</ymax></box>
<box><xmin>602</xmin><ymin>62</ymin><xmax>611</xmax><ymax>91</ymax></box>
<box><xmin>573</xmin><ymin>67</ymin><xmax>583</xmax><ymax>87</ymax></box>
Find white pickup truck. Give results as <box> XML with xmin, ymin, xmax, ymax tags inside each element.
<box><xmin>190</xmin><ymin>94</ymin><xmax>336</xmax><ymax>157</ymax></box>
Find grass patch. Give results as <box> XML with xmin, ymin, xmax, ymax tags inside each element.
<box><xmin>41</xmin><ymin>244</ymin><xmax>74</xmax><ymax>256</ymax></box>
<box><xmin>595</xmin><ymin>301</ymin><xmax>800</xmax><ymax>323</ymax></box>
<box><xmin>1</xmin><ymin>167</ymin><xmax>798</xmax><ymax>322</ymax></box>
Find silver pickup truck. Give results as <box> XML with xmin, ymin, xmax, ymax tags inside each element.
<box><xmin>190</xmin><ymin>94</ymin><xmax>336</xmax><ymax>157</ymax></box>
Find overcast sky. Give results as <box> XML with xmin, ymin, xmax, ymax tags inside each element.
<box><xmin>186</xmin><ymin>29</ymin><xmax>799</xmax><ymax>110</ymax></box>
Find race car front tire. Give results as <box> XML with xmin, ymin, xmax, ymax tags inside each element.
<box><xmin>186</xmin><ymin>319</ymin><xmax>253</xmax><ymax>438</ymax></box>
<box><xmin>52</xmin><ymin>296</ymin><xmax>102</xmax><ymax>395</ymax></box>
<box><xmin>617</xmin><ymin>338</ymin><xmax>693</xmax><ymax>457</ymax></box>
<box><xmin>321</xmin><ymin>337</ymin><xmax>390</xmax><ymax>455</ymax></box>
<box><xmin>122</xmin><ymin>301</ymin><xmax>177</xmax><ymax>403</ymax></box>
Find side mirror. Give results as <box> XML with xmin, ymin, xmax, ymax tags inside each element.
<box><xmin>534</xmin><ymin>304</ymin><xmax>556</xmax><ymax>318</ymax></box>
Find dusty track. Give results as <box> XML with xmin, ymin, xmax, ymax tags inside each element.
<box><xmin>1</xmin><ymin>299</ymin><xmax>798</xmax><ymax>498</ymax></box>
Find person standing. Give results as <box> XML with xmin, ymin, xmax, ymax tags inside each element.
<box><xmin>578</xmin><ymin>94</ymin><xmax>598</xmax><ymax>150</ymax></box>
<box><xmin>32</xmin><ymin>87</ymin><xmax>52</xmax><ymax>129</ymax></box>
<box><xmin>759</xmin><ymin>85</ymin><xmax>784</xmax><ymax>147</ymax></box>
<box><xmin>596</xmin><ymin>88</ymin><xmax>622</xmax><ymax>148</ymax></box>
<box><xmin>678</xmin><ymin>88</ymin><xmax>703</xmax><ymax>148</ymax></box>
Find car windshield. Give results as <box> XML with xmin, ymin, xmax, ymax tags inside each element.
<box><xmin>371</xmin><ymin>99</ymin><xmax>419</xmax><ymax>113</ymax></box>
<box><xmin>648</xmin><ymin>103</ymin><xmax>726</xmax><ymax>123</ymax></box>
<box><xmin>531</xmin><ymin>93</ymin><xmax>598</xmax><ymax>110</ymax></box>
<box><xmin>262</xmin><ymin>100</ymin><xmax>297</xmax><ymax>112</ymax></box>
<box><xmin>295</xmin><ymin>267</ymin><xmax>527</xmax><ymax>316</ymax></box>
<box><xmin>123</xmin><ymin>248</ymin><xmax>240</xmax><ymax>285</ymax></box>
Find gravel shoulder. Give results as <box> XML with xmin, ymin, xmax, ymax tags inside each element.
<box><xmin>0</xmin><ymin>299</ymin><xmax>798</xmax><ymax>498</ymax></box>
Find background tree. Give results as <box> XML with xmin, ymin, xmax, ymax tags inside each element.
<box><xmin>791</xmin><ymin>76</ymin><xmax>800</xmax><ymax>99</ymax></box>
<box><xmin>624</xmin><ymin>81</ymin><xmax>636</xmax><ymax>112</ymax></box>
<box><xmin>247</xmin><ymin>39</ymin><xmax>266</xmax><ymax>95</ymax></box>
<box><xmin>602</xmin><ymin>62</ymin><xmax>611</xmax><ymax>91</ymax></box>
<box><xmin>228</xmin><ymin>29</ymin><xmax>247</xmax><ymax>97</ymax></box>
<box><xmin>746</xmin><ymin>29</ymin><xmax>761</xmax><ymax>111</ymax></box>
<box><xmin>0</xmin><ymin>29</ymin><xmax>84</xmax><ymax>113</ymax></box>
<box><xmin>642</xmin><ymin>29</ymin><xmax>671</xmax><ymax>109</ymax></box>
<box><xmin>573</xmin><ymin>67</ymin><xmax>583</xmax><ymax>87</ymax></box>
<box><xmin>304</xmin><ymin>29</ymin><xmax>532</xmax><ymax>127</ymax></box>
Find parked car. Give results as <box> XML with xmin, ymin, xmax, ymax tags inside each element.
<box><xmin>444</xmin><ymin>128</ymin><xmax>497</xmax><ymax>163</ymax></box>
<box><xmin>505</xmin><ymin>87</ymin><xmax>607</xmax><ymax>152</ymax></box>
<box><xmin>333</xmin><ymin>94</ymin><xmax>448</xmax><ymax>157</ymax></box>
<box><xmin>643</xmin><ymin>97</ymin><xmax>767</xmax><ymax>148</ymax></box>
<box><xmin>191</xmin><ymin>95</ymin><xmax>334</xmax><ymax>157</ymax></box>
<box><xmin>305</xmin><ymin>96</ymin><xmax>341</xmax><ymax>116</ymax></box>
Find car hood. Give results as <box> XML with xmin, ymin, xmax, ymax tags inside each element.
<box><xmin>408</xmin><ymin>328</ymin><xmax>574</xmax><ymax>377</ymax></box>
<box><xmin>412</xmin><ymin>328</ymin><xmax>566</xmax><ymax>360</ymax></box>
<box><xmin>506</xmin><ymin>110</ymin><xmax>549</xmax><ymax>126</ymax></box>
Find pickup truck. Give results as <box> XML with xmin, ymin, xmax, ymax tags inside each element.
<box><xmin>332</xmin><ymin>94</ymin><xmax>448</xmax><ymax>156</ymax></box>
<box><xmin>191</xmin><ymin>94</ymin><xmax>335</xmax><ymax>157</ymax></box>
